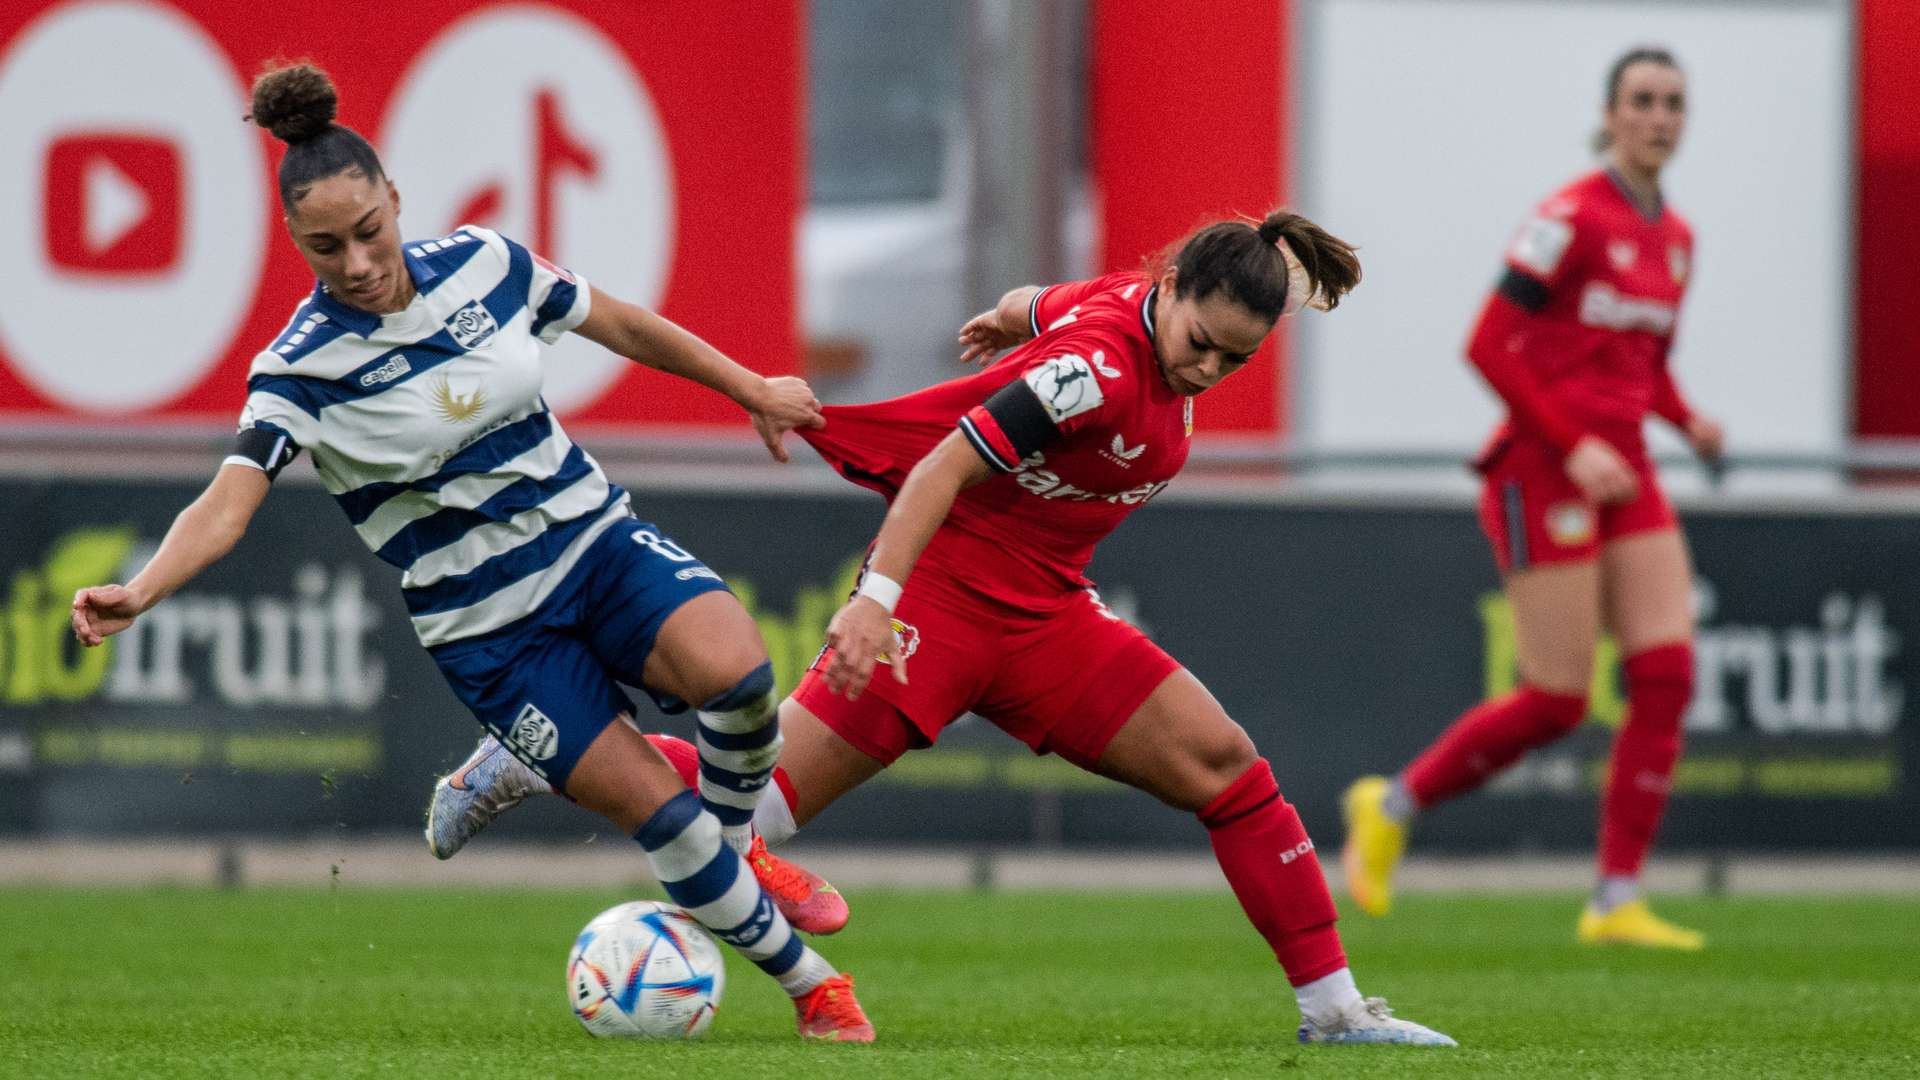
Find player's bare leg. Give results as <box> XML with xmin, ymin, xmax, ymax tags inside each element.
<box><xmin>1582</xmin><ymin>528</ymin><xmax>1703</xmax><ymax>950</ymax></box>
<box><xmin>1098</xmin><ymin>670</ymin><xmax>1454</xmax><ymax>1047</ymax></box>
<box><xmin>1347</xmin><ymin>559</ymin><xmax>1600</xmax><ymax>915</ymax></box>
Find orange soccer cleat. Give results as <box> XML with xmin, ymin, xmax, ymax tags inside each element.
<box><xmin>793</xmin><ymin>973</ymin><xmax>875</xmax><ymax>1042</ymax></box>
<box><xmin>749</xmin><ymin>835</ymin><xmax>850</xmax><ymax>935</ymax></box>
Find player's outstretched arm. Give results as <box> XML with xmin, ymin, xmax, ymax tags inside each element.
<box><xmin>71</xmin><ymin>464</ymin><xmax>270</xmax><ymax>647</ymax></box>
<box><xmin>957</xmin><ymin>285</ymin><xmax>1042</xmax><ymax>365</ymax></box>
<box><xmin>573</xmin><ymin>286</ymin><xmax>824</xmax><ymax>462</ymax></box>
<box><xmin>824</xmin><ymin>431</ymin><xmax>992</xmax><ymax>700</ymax></box>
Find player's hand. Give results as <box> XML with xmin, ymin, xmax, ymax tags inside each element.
<box><xmin>1683</xmin><ymin>414</ymin><xmax>1725</xmax><ymax>464</ymax></box>
<box><xmin>71</xmin><ymin>584</ymin><xmax>146</xmax><ymax>647</ymax></box>
<box><xmin>746</xmin><ymin>376</ymin><xmax>825</xmax><ymax>463</ymax></box>
<box><xmin>1564</xmin><ymin>435</ymin><xmax>1639</xmax><ymax>505</ymax></box>
<box><xmin>823</xmin><ymin>596</ymin><xmax>908</xmax><ymax>701</ymax></box>
<box><xmin>957</xmin><ymin>309</ymin><xmax>1024</xmax><ymax>366</ymax></box>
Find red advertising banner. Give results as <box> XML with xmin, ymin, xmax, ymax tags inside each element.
<box><xmin>1854</xmin><ymin>0</ymin><xmax>1920</xmax><ymax>440</ymax></box>
<box><xmin>0</xmin><ymin>0</ymin><xmax>802</xmax><ymax>433</ymax></box>
<box><xmin>1090</xmin><ymin>0</ymin><xmax>1289</xmax><ymax>441</ymax></box>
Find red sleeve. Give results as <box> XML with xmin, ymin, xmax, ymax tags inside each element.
<box><xmin>1465</xmin><ymin>291</ymin><xmax>1588</xmax><ymax>453</ymax></box>
<box><xmin>1464</xmin><ymin>202</ymin><xmax>1598</xmax><ymax>454</ymax></box>
<box><xmin>1649</xmin><ymin>347</ymin><xmax>1694</xmax><ymax>429</ymax></box>
<box><xmin>1030</xmin><ymin>273</ymin><xmax>1136</xmax><ymax>336</ymax></box>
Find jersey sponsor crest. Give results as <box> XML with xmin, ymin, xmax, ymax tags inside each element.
<box><xmin>1024</xmin><ymin>354</ymin><xmax>1104</xmax><ymax>424</ymax></box>
<box><xmin>430</xmin><ymin>376</ymin><xmax>488</xmax><ymax>423</ymax></box>
<box><xmin>1509</xmin><ymin>216</ymin><xmax>1575</xmax><ymax>278</ymax></box>
<box><xmin>446</xmin><ymin>299</ymin><xmax>499</xmax><ymax>350</ymax></box>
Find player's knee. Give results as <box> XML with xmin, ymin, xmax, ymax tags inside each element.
<box><xmin>1623</xmin><ymin>642</ymin><xmax>1694</xmax><ymax>734</ymax></box>
<box><xmin>1522</xmin><ymin>685</ymin><xmax>1590</xmax><ymax>740</ymax></box>
<box><xmin>1170</xmin><ymin>722</ymin><xmax>1260</xmax><ymax>811</ymax></box>
<box><xmin>697</xmin><ymin>660</ymin><xmax>778</xmax><ymax>734</ymax></box>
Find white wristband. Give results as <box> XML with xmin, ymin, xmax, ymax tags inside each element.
<box><xmin>856</xmin><ymin>571</ymin><xmax>904</xmax><ymax>615</ymax></box>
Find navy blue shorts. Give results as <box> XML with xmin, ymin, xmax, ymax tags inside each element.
<box><xmin>427</xmin><ymin>516</ymin><xmax>733</xmax><ymax>789</ymax></box>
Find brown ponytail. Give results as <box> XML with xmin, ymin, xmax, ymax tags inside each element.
<box><xmin>1257</xmin><ymin>210</ymin><xmax>1362</xmax><ymax>312</ymax></box>
<box><xmin>1155</xmin><ymin>209</ymin><xmax>1361</xmax><ymax>320</ymax></box>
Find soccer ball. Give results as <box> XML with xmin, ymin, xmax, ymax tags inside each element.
<box><xmin>567</xmin><ymin>900</ymin><xmax>726</xmax><ymax>1039</ymax></box>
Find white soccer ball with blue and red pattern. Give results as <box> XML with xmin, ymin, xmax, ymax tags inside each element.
<box><xmin>567</xmin><ymin>900</ymin><xmax>726</xmax><ymax>1039</ymax></box>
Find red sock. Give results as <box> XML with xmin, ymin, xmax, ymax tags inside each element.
<box><xmin>1200</xmin><ymin>759</ymin><xmax>1346</xmax><ymax>986</ymax></box>
<box><xmin>1598</xmin><ymin>643</ymin><xmax>1693</xmax><ymax>877</ymax></box>
<box><xmin>1402</xmin><ymin>686</ymin><xmax>1588</xmax><ymax>807</ymax></box>
<box><xmin>646</xmin><ymin>732</ymin><xmax>797</xmax><ymax>823</ymax></box>
<box><xmin>646</xmin><ymin>732</ymin><xmax>702</xmax><ymax>787</ymax></box>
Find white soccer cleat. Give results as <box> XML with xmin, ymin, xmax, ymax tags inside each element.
<box><xmin>1297</xmin><ymin>997</ymin><xmax>1458</xmax><ymax>1047</ymax></box>
<box><xmin>424</xmin><ymin>735</ymin><xmax>551</xmax><ymax>860</ymax></box>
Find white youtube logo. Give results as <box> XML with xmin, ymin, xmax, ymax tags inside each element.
<box><xmin>0</xmin><ymin>0</ymin><xmax>265</xmax><ymax>413</ymax></box>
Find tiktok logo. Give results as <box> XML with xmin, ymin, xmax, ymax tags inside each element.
<box><xmin>382</xmin><ymin>8</ymin><xmax>674</xmax><ymax>413</ymax></box>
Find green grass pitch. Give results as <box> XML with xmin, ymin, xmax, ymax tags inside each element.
<box><xmin>3</xmin><ymin>887</ymin><xmax>1915</xmax><ymax>1077</ymax></box>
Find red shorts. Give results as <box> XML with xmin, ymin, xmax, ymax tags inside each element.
<box><xmin>792</xmin><ymin>572</ymin><xmax>1181</xmax><ymax>768</ymax></box>
<box><xmin>1478</xmin><ymin>434</ymin><xmax>1677</xmax><ymax>573</ymax></box>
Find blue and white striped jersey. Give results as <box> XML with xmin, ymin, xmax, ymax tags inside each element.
<box><xmin>231</xmin><ymin>225</ymin><xmax>629</xmax><ymax>647</ymax></box>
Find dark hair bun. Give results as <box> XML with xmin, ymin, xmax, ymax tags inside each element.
<box><xmin>247</xmin><ymin>62</ymin><xmax>338</xmax><ymax>144</ymax></box>
<box><xmin>1255</xmin><ymin>217</ymin><xmax>1287</xmax><ymax>247</ymax></box>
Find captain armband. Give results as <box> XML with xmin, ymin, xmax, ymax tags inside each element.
<box><xmin>1497</xmin><ymin>267</ymin><xmax>1552</xmax><ymax>313</ymax></box>
<box><xmin>958</xmin><ymin>378</ymin><xmax>1062</xmax><ymax>473</ymax></box>
<box><xmin>225</xmin><ymin>427</ymin><xmax>301</xmax><ymax>480</ymax></box>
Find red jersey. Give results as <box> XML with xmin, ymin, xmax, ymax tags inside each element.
<box><xmin>1472</xmin><ymin>169</ymin><xmax>1695</xmax><ymax>457</ymax></box>
<box><xmin>798</xmin><ymin>271</ymin><xmax>1191</xmax><ymax>608</ymax></box>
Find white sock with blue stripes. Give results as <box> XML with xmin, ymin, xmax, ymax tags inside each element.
<box><xmin>635</xmin><ymin>789</ymin><xmax>833</xmax><ymax>996</ymax></box>
<box><xmin>693</xmin><ymin>662</ymin><xmax>781</xmax><ymax>855</ymax></box>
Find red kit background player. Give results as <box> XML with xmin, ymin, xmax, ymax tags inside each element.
<box><xmin>1342</xmin><ymin>47</ymin><xmax>1725</xmax><ymax>951</ymax></box>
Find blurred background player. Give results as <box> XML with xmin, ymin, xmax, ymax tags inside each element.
<box><xmin>1341</xmin><ymin>47</ymin><xmax>1722</xmax><ymax>950</ymax></box>
<box><xmin>442</xmin><ymin>209</ymin><xmax>1458</xmax><ymax>1047</ymax></box>
<box><xmin>67</xmin><ymin>62</ymin><xmax>873</xmax><ymax>1041</ymax></box>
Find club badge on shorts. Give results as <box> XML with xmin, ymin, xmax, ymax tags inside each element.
<box><xmin>1546</xmin><ymin>501</ymin><xmax>1595</xmax><ymax>547</ymax></box>
<box><xmin>875</xmin><ymin>618</ymin><xmax>921</xmax><ymax>663</ymax></box>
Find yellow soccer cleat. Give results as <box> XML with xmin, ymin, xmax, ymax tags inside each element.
<box><xmin>1576</xmin><ymin>899</ymin><xmax>1706</xmax><ymax>951</ymax></box>
<box><xmin>1341</xmin><ymin>776</ymin><xmax>1407</xmax><ymax>917</ymax></box>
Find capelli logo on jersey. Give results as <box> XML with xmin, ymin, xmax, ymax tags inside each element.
<box><xmin>446</xmin><ymin>300</ymin><xmax>498</xmax><ymax>349</ymax></box>
<box><xmin>358</xmin><ymin>354</ymin><xmax>413</xmax><ymax>388</ymax></box>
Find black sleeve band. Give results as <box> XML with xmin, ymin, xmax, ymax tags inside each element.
<box><xmin>231</xmin><ymin>427</ymin><xmax>301</xmax><ymax>480</ymax></box>
<box><xmin>975</xmin><ymin>378</ymin><xmax>1063</xmax><ymax>467</ymax></box>
<box><xmin>1028</xmin><ymin>286</ymin><xmax>1048</xmax><ymax>337</ymax></box>
<box><xmin>1498</xmin><ymin>267</ymin><xmax>1551</xmax><ymax>312</ymax></box>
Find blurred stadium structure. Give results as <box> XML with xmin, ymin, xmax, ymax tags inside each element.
<box><xmin>0</xmin><ymin>0</ymin><xmax>1915</xmax><ymax>885</ymax></box>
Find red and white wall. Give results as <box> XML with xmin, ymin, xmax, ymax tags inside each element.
<box><xmin>0</xmin><ymin>0</ymin><xmax>1910</xmax><ymax>459</ymax></box>
<box><xmin>0</xmin><ymin>0</ymin><xmax>802</xmax><ymax>434</ymax></box>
